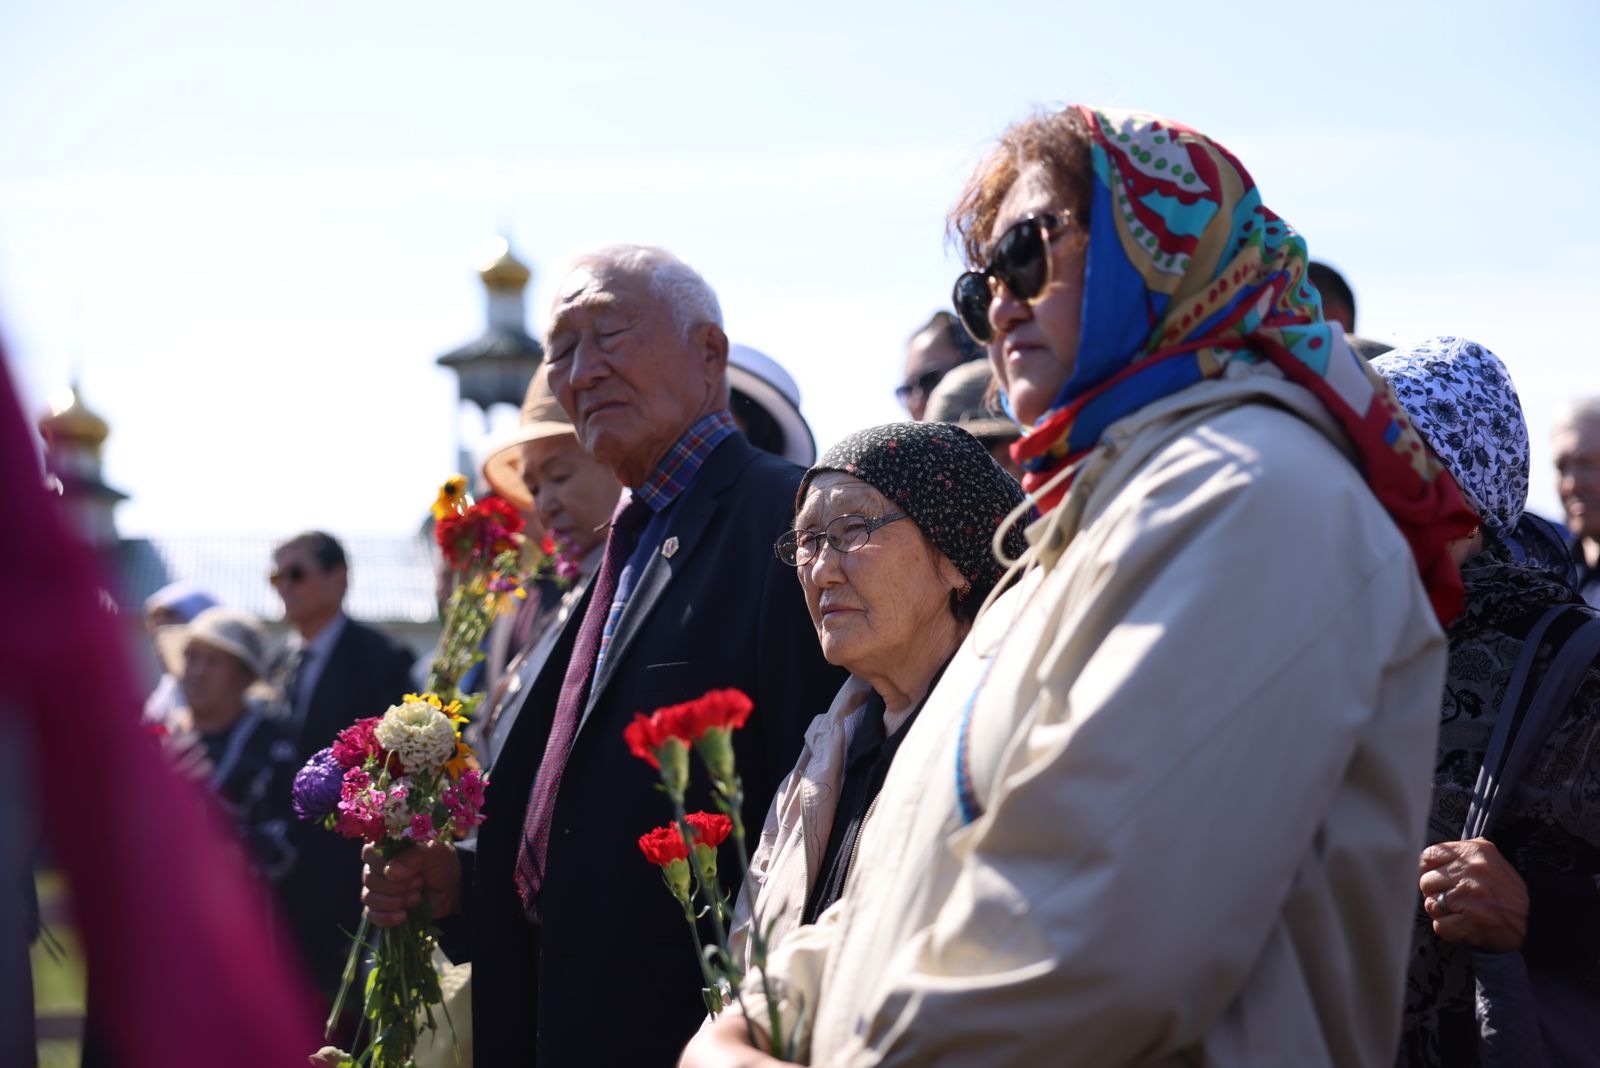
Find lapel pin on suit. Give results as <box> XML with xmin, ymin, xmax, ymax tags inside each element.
<box><xmin>662</xmin><ymin>536</ymin><xmax>680</xmax><ymax>559</ymax></box>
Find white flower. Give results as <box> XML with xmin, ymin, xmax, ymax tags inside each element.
<box><xmin>382</xmin><ymin>779</ymin><xmax>413</xmax><ymax>835</ymax></box>
<box><xmin>375</xmin><ymin>700</ymin><xmax>458</xmax><ymax>773</ymax></box>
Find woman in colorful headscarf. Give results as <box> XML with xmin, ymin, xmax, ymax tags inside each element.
<box><xmin>1375</xmin><ymin>338</ymin><xmax>1600</xmax><ymax>1068</ymax></box>
<box><xmin>682</xmin><ymin>106</ymin><xmax>1474</xmax><ymax>1068</ymax></box>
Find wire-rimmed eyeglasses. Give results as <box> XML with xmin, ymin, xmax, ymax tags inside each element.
<box><xmin>774</xmin><ymin>513</ymin><xmax>908</xmax><ymax>567</ymax></box>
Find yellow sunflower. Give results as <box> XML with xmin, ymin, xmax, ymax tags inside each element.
<box><xmin>431</xmin><ymin>474</ymin><xmax>470</xmax><ymax>519</ymax></box>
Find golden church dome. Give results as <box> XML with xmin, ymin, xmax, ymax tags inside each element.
<box><xmin>40</xmin><ymin>383</ymin><xmax>110</xmax><ymax>447</ymax></box>
<box><xmin>474</xmin><ymin>236</ymin><xmax>532</xmax><ymax>291</ymax></box>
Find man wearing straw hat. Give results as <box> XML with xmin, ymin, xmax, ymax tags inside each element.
<box><xmin>476</xmin><ymin>369</ymin><xmax>622</xmax><ymax>768</ymax></box>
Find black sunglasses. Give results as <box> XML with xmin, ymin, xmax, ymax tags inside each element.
<box><xmin>269</xmin><ymin>564</ymin><xmax>309</xmax><ymax>587</ymax></box>
<box><xmin>894</xmin><ymin>366</ymin><xmax>950</xmax><ymax>406</ymax></box>
<box><xmin>951</xmin><ymin>211</ymin><xmax>1066</xmax><ymax>344</ymax></box>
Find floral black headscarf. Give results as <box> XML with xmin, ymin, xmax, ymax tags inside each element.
<box><xmin>798</xmin><ymin>422</ymin><xmax>1028</xmax><ymax>596</ymax></box>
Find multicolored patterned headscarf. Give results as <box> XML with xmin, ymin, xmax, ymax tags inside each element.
<box><xmin>1007</xmin><ymin>105</ymin><xmax>1476</xmax><ymax>623</ymax></box>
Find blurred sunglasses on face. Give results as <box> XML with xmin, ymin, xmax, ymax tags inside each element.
<box><xmin>894</xmin><ymin>367</ymin><xmax>950</xmax><ymax>408</ymax></box>
<box><xmin>774</xmin><ymin>512</ymin><xmax>909</xmax><ymax>566</ymax></box>
<box><xmin>951</xmin><ymin>211</ymin><xmax>1067</xmax><ymax>344</ymax></box>
<box><xmin>269</xmin><ymin>564</ymin><xmax>309</xmax><ymax>587</ymax></box>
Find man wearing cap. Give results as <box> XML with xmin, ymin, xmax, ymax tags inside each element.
<box><xmin>364</xmin><ymin>244</ymin><xmax>847</xmax><ymax>1065</ymax></box>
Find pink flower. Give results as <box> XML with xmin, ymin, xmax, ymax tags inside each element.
<box><xmin>441</xmin><ymin>769</ymin><xmax>489</xmax><ymax>834</ymax></box>
<box><xmin>407</xmin><ymin>813</ymin><xmax>435</xmax><ymax>841</ymax></box>
<box><xmin>457</xmin><ymin>767</ymin><xmax>486</xmax><ymax>807</ymax></box>
<box><xmin>333</xmin><ymin>773</ymin><xmax>388</xmax><ymax>842</ymax></box>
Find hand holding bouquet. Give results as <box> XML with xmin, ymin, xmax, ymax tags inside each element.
<box><xmin>292</xmin><ymin>475</ymin><xmax>562</xmax><ymax>1067</ymax></box>
<box><xmin>292</xmin><ymin>694</ymin><xmax>486</xmax><ymax>1066</ymax></box>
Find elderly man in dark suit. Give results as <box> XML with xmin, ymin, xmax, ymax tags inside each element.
<box><xmin>364</xmin><ymin>245</ymin><xmax>846</xmax><ymax>1064</ymax></box>
<box><xmin>267</xmin><ymin>530</ymin><xmax>416</xmax><ymax>1008</ymax></box>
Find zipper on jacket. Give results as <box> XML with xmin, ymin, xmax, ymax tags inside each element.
<box><xmin>838</xmin><ymin>792</ymin><xmax>881</xmax><ymax>897</ymax></box>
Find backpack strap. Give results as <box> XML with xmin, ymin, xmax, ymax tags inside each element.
<box><xmin>1463</xmin><ymin>605</ymin><xmax>1600</xmax><ymax>839</ymax></box>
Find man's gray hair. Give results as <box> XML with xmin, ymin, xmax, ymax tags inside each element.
<box><xmin>1553</xmin><ymin>396</ymin><xmax>1600</xmax><ymax>436</ymax></box>
<box><xmin>560</xmin><ymin>244</ymin><xmax>723</xmax><ymax>338</ymax></box>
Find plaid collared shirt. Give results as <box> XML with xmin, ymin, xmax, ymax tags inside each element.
<box><xmin>593</xmin><ymin>409</ymin><xmax>737</xmax><ymax>677</ymax></box>
<box><xmin>631</xmin><ymin>408</ymin><xmax>738</xmax><ymax>512</ymax></box>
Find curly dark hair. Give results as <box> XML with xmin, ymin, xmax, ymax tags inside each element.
<box><xmin>948</xmin><ymin>106</ymin><xmax>1096</xmax><ymax>269</ymax></box>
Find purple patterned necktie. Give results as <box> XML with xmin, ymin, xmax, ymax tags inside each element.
<box><xmin>514</xmin><ymin>495</ymin><xmax>651</xmax><ymax>915</ymax></box>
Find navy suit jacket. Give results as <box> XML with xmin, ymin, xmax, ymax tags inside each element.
<box><xmin>464</xmin><ymin>433</ymin><xmax>847</xmax><ymax>1065</ymax></box>
<box><xmin>274</xmin><ymin>617</ymin><xmax>415</xmax><ymax>996</ymax></box>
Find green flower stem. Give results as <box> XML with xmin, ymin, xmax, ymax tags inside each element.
<box><xmin>671</xmin><ymin>796</ymin><xmax>759</xmax><ymax>1049</ymax></box>
<box><xmin>326</xmin><ymin>911</ymin><xmax>371</xmax><ymax>1039</ymax></box>
<box><xmin>718</xmin><ymin>777</ymin><xmax>789</xmax><ymax>1059</ymax></box>
<box><xmin>678</xmin><ymin>891</ymin><xmax>722</xmax><ymax>1011</ymax></box>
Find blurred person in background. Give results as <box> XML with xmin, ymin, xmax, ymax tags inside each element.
<box><xmin>1307</xmin><ymin>259</ymin><xmax>1392</xmax><ymax>361</ymax></box>
<box><xmin>478</xmin><ymin>368</ymin><xmax>622</xmax><ymax>768</ymax></box>
<box><xmin>1374</xmin><ymin>338</ymin><xmax>1600</xmax><ymax>1067</ymax></box>
<box><xmin>896</xmin><ymin>310</ymin><xmax>982</xmax><ymax>420</ymax></box>
<box><xmin>728</xmin><ymin>342</ymin><xmax>817</xmax><ymax>466</ymax></box>
<box><xmin>923</xmin><ymin>357</ymin><xmax>1023</xmax><ymax>479</ymax></box>
<box><xmin>156</xmin><ymin>607</ymin><xmax>298</xmax><ymax>882</ymax></box>
<box><xmin>266</xmin><ymin>530</ymin><xmax>415</xmax><ymax>1019</ymax></box>
<box><xmin>1553</xmin><ymin>397</ymin><xmax>1600</xmax><ymax>608</ymax></box>
<box><xmin>0</xmin><ymin>341</ymin><xmax>316</xmax><ymax>1066</ymax></box>
<box><xmin>83</xmin><ymin>607</ymin><xmax>302</xmax><ymax>1066</ymax></box>
<box><xmin>140</xmin><ymin>580</ymin><xmax>218</xmax><ymax>730</ymax></box>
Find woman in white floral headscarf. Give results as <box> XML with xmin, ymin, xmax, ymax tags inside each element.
<box><xmin>1376</xmin><ymin>337</ymin><xmax>1600</xmax><ymax>1067</ymax></box>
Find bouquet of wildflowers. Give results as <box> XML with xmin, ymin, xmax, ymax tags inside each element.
<box><xmin>294</xmin><ymin>475</ymin><xmax>561</xmax><ymax>1067</ymax></box>
<box><xmin>428</xmin><ymin>474</ymin><xmax>561</xmax><ymax>701</ymax></box>
<box><xmin>294</xmin><ymin>695</ymin><xmax>486</xmax><ymax>1065</ymax></box>
<box><xmin>625</xmin><ymin>688</ymin><xmax>799</xmax><ymax>1057</ymax></box>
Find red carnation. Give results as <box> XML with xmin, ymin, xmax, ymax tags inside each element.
<box><xmin>653</xmin><ymin>689</ymin><xmax>754</xmax><ymax>745</ymax></box>
<box><xmin>637</xmin><ymin>824</ymin><xmax>690</xmax><ymax>866</ymax></box>
<box><xmin>473</xmin><ymin>495</ymin><xmax>524</xmax><ymax>535</ymax></box>
<box><xmin>684</xmin><ymin>811</ymin><xmax>732</xmax><ymax>849</ymax></box>
<box><xmin>331</xmin><ymin>717</ymin><xmax>383</xmax><ymax>769</ymax></box>
<box><xmin>625</xmin><ymin>711</ymin><xmax>690</xmax><ymax>796</ymax></box>
<box><xmin>623</xmin><ymin>713</ymin><xmax>663</xmax><ymax>769</ymax></box>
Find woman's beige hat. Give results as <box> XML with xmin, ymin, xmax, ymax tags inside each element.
<box><xmin>481</xmin><ymin>370</ymin><xmax>580</xmax><ymax>512</ymax></box>
<box><xmin>156</xmin><ymin>606</ymin><xmax>270</xmax><ymax>680</ymax></box>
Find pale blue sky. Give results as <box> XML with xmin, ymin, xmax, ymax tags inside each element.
<box><xmin>3</xmin><ymin>0</ymin><xmax>1596</xmax><ymax>539</ymax></box>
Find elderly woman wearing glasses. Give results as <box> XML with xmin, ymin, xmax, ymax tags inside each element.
<box><xmin>685</xmin><ymin>106</ymin><xmax>1476</xmax><ymax>1068</ymax></box>
<box><xmin>727</xmin><ymin>421</ymin><xmax>1025</xmax><ymax>964</ymax></box>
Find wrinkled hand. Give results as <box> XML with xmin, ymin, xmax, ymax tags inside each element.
<box><xmin>362</xmin><ymin>840</ymin><xmax>461</xmax><ymax>927</ymax></box>
<box><xmin>678</xmin><ymin>1012</ymin><xmax>793</xmax><ymax>1068</ymax></box>
<box><xmin>1420</xmin><ymin>838</ymin><xmax>1529</xmax><ymax>953</ymax></box>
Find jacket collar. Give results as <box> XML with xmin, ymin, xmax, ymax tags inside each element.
<box><xmin>574</xmin><ymin>433</ymin><xmax>764</xmax><ymax>737</ymax></box>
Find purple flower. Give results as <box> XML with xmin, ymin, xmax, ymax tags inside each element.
<box><xmin>292</xmin><ymin>747</ymin><xmax>344</xmax><ymax>820</ymax></box>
